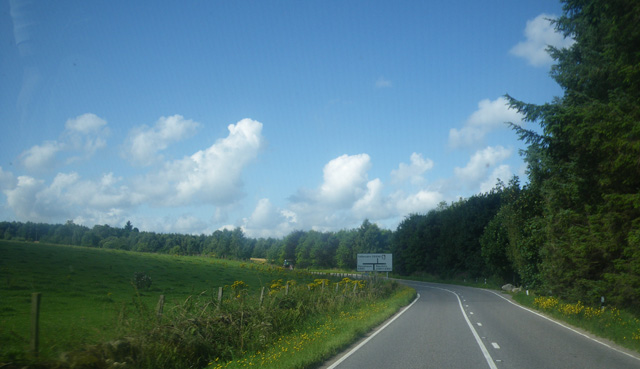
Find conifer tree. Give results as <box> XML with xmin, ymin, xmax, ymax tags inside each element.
<box><xmin>507</xmin><ymin>0</ymin><xmax>640</xmax><ymax>307</ymax></box>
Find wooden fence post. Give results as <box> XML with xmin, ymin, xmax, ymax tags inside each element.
<box><xmin>156</xmin><ymin>295</ymin><xmax>165</xmax><ymax>319</ymax></box>
<box><xmin>31</xmin><ymin>292</ymin><xmax>41</xmax><ymax>357</ymax></box>
<box><xmin>217</xmin><ymin>287</ymin><xmax>223</xmax><ymax>308</ymax></box>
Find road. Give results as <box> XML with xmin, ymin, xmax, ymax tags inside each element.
<box><xmin>320</xmin><ymin>280</ymin><xmax>640</xmax><ymax>369</ymax></box>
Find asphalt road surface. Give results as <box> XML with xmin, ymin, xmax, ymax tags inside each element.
<box><xmin>320</xmin><ymin>280</ymin><xmax>640</xmax><ymax>369</ymax></box>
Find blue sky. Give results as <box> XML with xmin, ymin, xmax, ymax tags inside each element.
<box><xmin>0</xmin><ymin>0</ymin><xmax>573</xmax><ymax>237</ymax></box>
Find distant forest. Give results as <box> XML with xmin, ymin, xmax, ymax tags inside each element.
<box><xmin>3</xmin><ymin>0</ymin><xmax>639</xmax><ymax>312</ymax></box>
<box><xmin>0</xmin><ymin>188</ymin><xmax>504</xmax><ymax>281</ymax></box>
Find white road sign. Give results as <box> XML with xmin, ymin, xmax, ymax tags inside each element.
<box><xmin>357</xmin><ymin>253</ymin><xmax>392</xmax><ymax>272</ymax></box>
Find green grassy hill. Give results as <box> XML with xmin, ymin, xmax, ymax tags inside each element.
<box><xmin>0</xmin><ymin>240</ymin><xmax>305</xmax><ymax>362</ymax></box>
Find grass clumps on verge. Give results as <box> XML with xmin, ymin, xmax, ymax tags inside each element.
<box><xmin>56</xmin><ymin>277</ymin><xmax>413</xmax><ymax>369</ymax></box>
<box><xmin>513</xmin><ymin>292</ymin><xmax>640</xmax><ymax>353</ymax></box>
<box><xmin>209</xmin><ymin>282</ymin><xmax>416</xmax><ymax>369</ymax></box>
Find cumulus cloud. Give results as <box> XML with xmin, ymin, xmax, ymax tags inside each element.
<box><xmin>135</xmin><ymin>118</ymin><xmax>264</xmax><ymax>206</ymax></box>
<box><xmin>242</xmin><ymin>198</ymin><xmax>295</xmax><ymax>238</ymax></box>
<box><xmin>454</xmin><ymin>146</ymin><xmax>512</xmax><ymax>186</ymax></box>
<box><xmin>19</xmin><ymin>113</ymin><xmax>109</xmax><ymax>171</ymax></box>
<box><xmin>391</xmin><ymin>153</ymin><xmax>434</xmax><ymax>185</ymax></box>
<box><xmin>352</xmin><ymin>178</ymin><xmax>390</xmax><ymax>219</ymax></box>
<box><xmin>0</xmin><ymin>167</ymin><xmax>16</xmax><ymax>191</ymax></box>
<box><xmin>4</xmin><ymin>171</ymin><xmax>133</xmax><ymax>224</ymax></box>
<box><xmin>65</xmin><ymin>113</ymin><xmax>108</xmax><ymax>135</ymax></box>
<box><xmin>246</xmin><ymin>153</ymin><xmax>446</xmax><ymax>237</ymax></box>
<box><xmin>479</xmin><ymin>164</ymin><xmax>512</xmax><ymax>193</ymax></box>
<box><xmin>319</xmin><ymin>154</ymin><xmax>371</xmax><ymax>207</ymax></box>
<box><xmin>510</xmin><ymin>13</ymin><xmax>575</xmax><ymax>67</ymax></box>
<box><xmin>393</xmin><ymin>189</ymin><xmax>443</xmax><ymax>215</ymax></box>
<box><xmin>172</xmin><ymin>215</ymin><xmax>209</xmax><ymax>235</ymax></box>
<box><xmin>5</xmin><ymin>117</ymin><xmax>265</xmax><ymax>231</ymax></box>
<box><xmin>19</xmin><ymin>141</ymin><xmax>61</xmax><ymax>171</ymax></box>
<box><xmin>124</xmin><ymin>115</ymin><xmax>201</xmax><ymax>166</ymax></box>
<box><xmin>280</xmin><ymin>153</ymin><xmax>379</xmax><ymax>232</ymax></box>
<box><xmin>63</xmin><ymin>113</ymin><xmax>109</xmax><ymax>161</ymax></box>
<box><xmin>5</xmin><ymin>176</ymin><xmax>46</xmax><ymax>220</ymax></box>
<box><xmin>449</xmin><ymin>97</ymin><xmax>523</xmax><ymax>148</ymax></box>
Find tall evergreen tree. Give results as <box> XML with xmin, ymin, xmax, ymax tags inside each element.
<box><xmin>507</xmin><ymin>0</ymin><xmax>640</xmax><ymax>307</ymax></box>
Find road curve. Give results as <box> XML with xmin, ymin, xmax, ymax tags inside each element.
<box><xmin>320</xmin><ymin>280</ymin><xmax>640</xmax><ymax>369</ymax></box>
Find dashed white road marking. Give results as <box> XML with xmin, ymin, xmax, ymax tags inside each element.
<box><xmin>477</xmin><ymin>322</ymin><xmax>483</xmax><ymax>327</ymax></box>
<box><xmin>486</xmin><ymin>290</ymin><xmax>640</xmax><ymax>363</ymax></box>
<box><xmin>470</xmin><ymin>311</ymin><xmax>474</xmax><ymax>315</ymax></box>
<box><xmin>492</xmin><ymin>342</ymin><xmax>501</xmax><ymax>349</ymax></box>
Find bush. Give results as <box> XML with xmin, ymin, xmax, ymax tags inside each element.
<box><xmin>133</xmin><ymin>271</ymin><xmax>152</xmax><ymax>290</ymax></box>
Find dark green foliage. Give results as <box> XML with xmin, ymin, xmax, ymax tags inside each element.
<box><xmin>392</xmin><ymin>191</ymin><xmax>503</xmax><ymax>279</ymax></box>
<box><xmin>480</xmin><ymin>177</ymin><xmax>544</xmax><ymax>287</ymax></box>
<box><xmin>505</xmin><ymin>0</ymin><xmax>640</xmax><ymax>309</ymax></box>
<box><xmin>133</xmin><ymin>272</ymin><xmax>152</xmax><ymax>290</ymax></box>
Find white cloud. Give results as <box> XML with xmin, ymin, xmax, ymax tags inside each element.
<box><xmin>449</xmin><ymin>97</ymin><xmax>523</xmax><ymax>148</ymax></box>
<box><xmin>391</xmin><ymin>152</ymin><xmax>434</xmax><ymax>185</ymax></box>
<box><xmin>393</xmin><ymin>189</ymin><xmax>443</xmax><ymax>215</ymax></box>
<box><xmin>454</xmin><ymin>146</ymin><xmax>512</xmax><ymax>184</ymax></box>
<box><xmin>5</xmin><ymin>176</ymin><xmax>46</xmax><ymax>220</ymax></box>
<box><xmin>4</xmin><ymin>170</ymin><xmax>134</xmax><ymax>225</ymax></box>
<box><xmin>63</xmin><ymin>113</ymin><xmax>110</xmax><ymax>161</ymax></box>
<box><xmin>135</xmin><ymin>118</ymin><xmax>264</xmax><ymax>206</ymax></box>
<box><xmin>375</xmin><ymin>76</ymin><xmax>392</xmax><ymax>88</ymax></box>
<box><xmin>0</xmin><ymin>167</ymin><xmax>16</xmax><ymax>191</ymax></box>
<box><xmin>352</xmin><ymin>178</ymin><xmax>389</xmax><ymax>219</ymax></box>
<box><xmin>65</xmin><ymin>113</ymin><xmax>108</xmax><ymax>135</ymax></box>
<box><xmin>172</xmin><ymin>215</ymin><xmax>208</xmax><ymax>234</ymax></box>
<box><xmin>124</xmin><ymin>115</ymin><xmax>201</xmax><ymax>166</ymax></box>
<box><xmin>319</xmin><ymin>154</ymin><xmax>371</xmax><ymax>207</ymax></box>
<box><xmin>20</xmin><ymin>141</ymin><xmax>62</xmax><ymax>171</ymax></box>
<box><xmin>479</xmin><ymin>164</ymin><xmax>512</xmax><ymax>193</ymax></box>
<box><xmin>510</xmin><ymin>13</ymin><xmax>575</xmax><ymax>67</ymax></box>
<box><xmin>246</xmin><ymin>153</ymin><xmax>446</xmax><ymax>237</ymax></box>
<box><xmin>19</xmin><ymin>113</ymin><xmax>109</xmax><ymax>171</ymax></box>
<box><xmin>242</xmin><ymin>198</ymin><xmax>295</xmax><ymax>238</ymax></box>
<box><xmin>272</xmin><ymin>153</ymin><xmax>379</xmax><ymax>233</ymax></box>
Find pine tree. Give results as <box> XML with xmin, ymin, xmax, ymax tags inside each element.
<box><xmin>507</xmin><ymin>0</ymin><xmax>640</xmax><ymax>308</ymax></box>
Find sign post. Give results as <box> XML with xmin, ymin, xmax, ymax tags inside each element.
<box><xmin>357</xmin><ymin>254</ymin><xmax>392</xmax><ymax>274</ymax></box>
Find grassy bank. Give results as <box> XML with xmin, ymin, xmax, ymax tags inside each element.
<box><xmin>1</xmin><ymin>240</ymin><xmax>292</xmax><ymax>362</ymax></box>
<box><xmin>513</xmin><ymin>292</ymin><xmax>640</xmax><ymax>353</ymax></box>
<box><xmin>0</xmin><ymin>241</ymin><xmax>414</xmax><ymax>368</ymax></box>
<box><xmin>209</xmin><ymin>285</ymin><xmax>416</xmax><ymax>369</ymax></box>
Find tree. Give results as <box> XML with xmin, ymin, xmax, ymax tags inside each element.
<box><xmin>507</xmin><ymin>0</ymin><xmax>640</xmax><ymax>307</ymax></box>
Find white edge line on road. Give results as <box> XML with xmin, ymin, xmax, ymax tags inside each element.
<box><xmin>326</xmin><ymin>292</ymin><xmax>421</xmax><ymax>369</ymax></box>
<box><xmin>429</xmin><ymin>286</ymin><xmax>498</xmax><ymax>369</ymax></box>
<box><xmin>486</xmin><ymin>290</ymin><xmax>640</xmax><ymax>362</ymax></box>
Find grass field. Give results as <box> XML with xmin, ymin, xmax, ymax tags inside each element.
<box><xmin>0</xmin><ymin>241</ymin><xmax>320</xmax><ymax>364</ymax></box>
<box><xmin>0</xmin><ymin>240</ymin><xmax>414</xmax><ymax>368</ymax></box>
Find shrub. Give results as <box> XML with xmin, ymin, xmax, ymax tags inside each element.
<box><xmin>133</xmin><ymin>271</ymin><xmax>152</xmax><ymax>290</ymax></box>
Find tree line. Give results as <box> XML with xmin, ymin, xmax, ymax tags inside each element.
<box><xmin>0</xmin><ymin>190</ymin><xmax>504</xmax><ymax>280</ymax></box>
